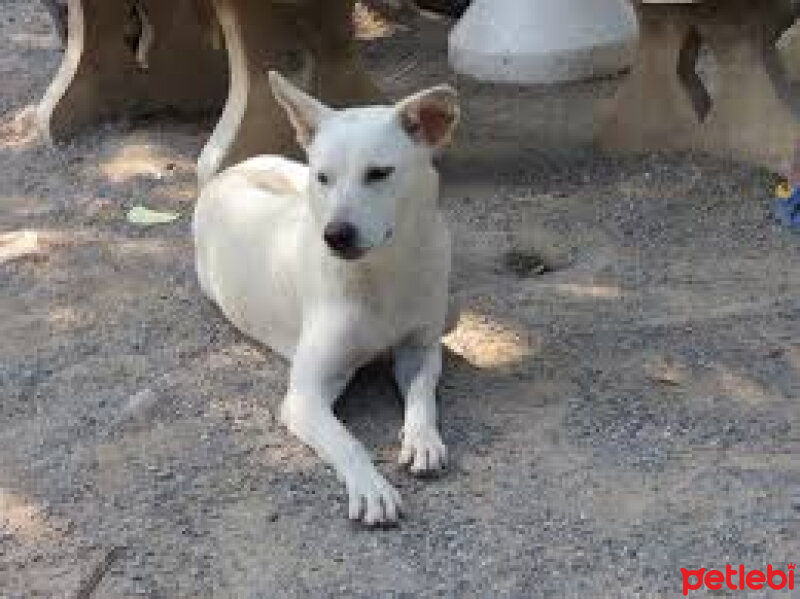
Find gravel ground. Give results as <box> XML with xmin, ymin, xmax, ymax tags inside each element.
<box><xmin>1</xmin><ymin>2</ymin><xmax>799</xmax><ymax>597</ymax></box>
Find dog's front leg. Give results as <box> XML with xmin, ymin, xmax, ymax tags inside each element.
<box><xmin>280</xmin><ymin>320</ymin><xmax>402</xmax><ymax>525</ymax></box>
<box><xmin>393</xmin><ymin>340</ymin><xmax>447</xmax><ymax>474</ymax></box>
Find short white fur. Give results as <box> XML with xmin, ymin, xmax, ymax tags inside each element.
<box><xmin>193</xmin><ymin>71</ymin><xmax>459</xmax><ymax>525</ymax></box>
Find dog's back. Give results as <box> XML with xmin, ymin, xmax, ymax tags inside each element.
<box><xmin>194</xmin><ymin>156</ymin><xmax>309</xmax><ymax>358</ymax></box>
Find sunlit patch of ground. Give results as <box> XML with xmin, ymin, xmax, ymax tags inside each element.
<box><xmin>0</xmin><ymin>104</ymin><xmax>40</xmax><ymax>149</ymax></box>
<box><xmin>445</xmin><ymin>310</ymin><xmax>537</xmax><ymax>368</ymax></box>
<box><xmin>0</xmin><ymin>489</ymin><xmax>55</xmax><ymax>542</ymax></box>
<box><xmin>354</xmin><ymin>2</ymin><xmax>400</xmax><ymax>40</ymax></box>
<box><xmin>97</xmin><ymin>137</ymin><xmax>195</xmax><ymax>184</ymax></box>
<box><xmin>0</xmin><ymin>229</ymin><xmax>41</xmax><ymax>263</ymax></box>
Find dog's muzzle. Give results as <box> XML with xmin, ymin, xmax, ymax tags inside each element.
<box><xmin>323</xmin><ymin>221</ymin><xmax>365</xmax><ymax>260</ymax></box>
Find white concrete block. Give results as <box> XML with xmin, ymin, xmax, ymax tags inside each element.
<box><xmin>448</xmin><ymin>0</ymin><xmax>638</xmax><ymax>84</ymax></box>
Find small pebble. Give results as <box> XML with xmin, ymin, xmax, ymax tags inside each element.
<box><xmin>121</xmin><ymin>388</ymin><xmax>159</xmax><ymax>421</ymax></box>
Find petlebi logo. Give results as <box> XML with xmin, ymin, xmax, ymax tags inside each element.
<box><xmin>681</xmin><ymin>563</ymin><xmax>795</xmax><ymax>596</ymax></box>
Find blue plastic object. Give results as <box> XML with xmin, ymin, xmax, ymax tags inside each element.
<box><xmin>773</xmin><ymin>185</ymin><xmax>800</xmax><ymax>230</ymax></box>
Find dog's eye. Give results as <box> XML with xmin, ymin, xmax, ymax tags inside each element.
<box><xmin>364</xmin><ymin>166</ymin><xmax>395</xmax><ymax>184</ymax></box>
<box><xmin>316</xmin><ymin>172</ymin><xmax>330</xmax><ymax>185</ymax></box>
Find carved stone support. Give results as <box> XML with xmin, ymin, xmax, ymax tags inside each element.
<box><xmin>597</xmin><ymin>0</ymin><xmax>800</xmax><ymax>171</ymax></box>
<box><xmin>36</xmin><ymin>0</ymin><xmax>228</xmax><ymax>143</ymax></box>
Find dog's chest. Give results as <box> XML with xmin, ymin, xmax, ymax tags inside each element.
<box><xmin>338</xmin><ymin>246</ymin><xmax>449</xmax><ymax>338</ymax></box>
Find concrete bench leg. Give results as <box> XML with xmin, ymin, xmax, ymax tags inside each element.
<box><xmin>598</xmin><ymin>0</ymin><xmax>800</xmax><ymax>171</ymax></box>
<box><xmin>597</xmin><ymin>5</ymin><xmax>704</xmax><ymax>153</ymax></box>
<box><xmin>696</xmin><ymin>1</ymin><xmax>798</xmax><ymax>169</ymax></box>
<box><xmin>196</xmin><ymin>0</ymin><xmax>380</xmax><ymax>186</ymax></box>
<box><xmin>36</xmin><ymin>0</ymin><xmax>228</xmax><ymax>144</ymax></box>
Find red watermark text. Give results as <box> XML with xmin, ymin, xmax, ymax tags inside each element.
<box><xmin>681</xmin><ymin>563</ymin><xmax>795</xmax><ymax>595</ymax></box>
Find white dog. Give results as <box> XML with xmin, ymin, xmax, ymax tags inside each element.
<box><xmin>193</xmin><ymin>71</ymin><xmax>459</xmax><ymax>525</ymax></box>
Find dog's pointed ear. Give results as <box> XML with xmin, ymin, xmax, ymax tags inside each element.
<box><xmin>269</xmin><ymin>71</ymin><xmax>333</xmax><ymax>148</ymax></box>
<box><xmin>396</xmin><ymin>85</ymin><xmax>460</xmax><ymax>149</ymax></box>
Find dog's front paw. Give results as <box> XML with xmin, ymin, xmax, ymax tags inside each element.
<box><xmin>399</xmin><ymin>426</ymin><xmax>447</xmax><ymax>475</ymax></box>
<box><xmin>346</xmin><ymin>468</ymin><xmax>403</xmax><ymax>526</ymax></box>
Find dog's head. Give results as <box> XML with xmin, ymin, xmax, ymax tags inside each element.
<box><xmin>269</xmin><ymin>71</ymin><xmax>459</xmax><ymax>261</ymax></box>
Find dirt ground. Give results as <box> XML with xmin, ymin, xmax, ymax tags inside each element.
<box><xmin>2</xmin><ymin>2</ymin><xmax>799</xmax><ymax>597</ymax></box>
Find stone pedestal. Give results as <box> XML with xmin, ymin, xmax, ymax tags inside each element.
<box><xmin>196</xmin><ymin>0</ymin><xmax>380</xmax><ymax>186</ymax></box>
<box><xmin>447</xmin><ymin>0</ymin><xmax>638</xmax><ymax>84</ymax></box>
<box><xmin>36</xmin><ymin>0</ymin><xmax>228</xmax><ymax>143</ymax></box>
<box><xmin>597</xmin><ymin>0</ymin><xmax>800</xmax><ymax>171</ymax></box>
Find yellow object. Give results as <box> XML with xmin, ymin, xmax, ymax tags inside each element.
<box><xmin>775</xmin><ymin>181</ymin><xmax>792</xmax><ymax>199</ymax></box>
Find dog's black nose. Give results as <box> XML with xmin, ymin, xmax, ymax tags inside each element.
<box><xmin>323</xmin><ymin>221</ymin><xmax>358</xmax><ymax>253</ymax></box>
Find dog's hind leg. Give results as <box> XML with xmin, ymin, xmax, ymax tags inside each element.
<box><xmin>280</xmin><ymin>316</ymin><xmax>403</xmax><ymax>525</ymax></box>
<box><xmin>393</xmin><ymin>340</ymin><xmax>447</xmax><ymax>474</ymax></box>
